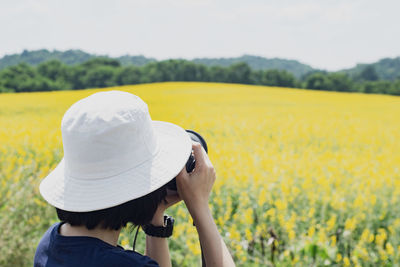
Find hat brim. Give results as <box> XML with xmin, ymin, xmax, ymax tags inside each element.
<box><xmin>39</xmin><ymin>120</ymin><xmax>193</xmax><ymax>212</ymax></box>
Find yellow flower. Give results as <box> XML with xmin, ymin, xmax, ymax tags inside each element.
<box><xmin>120</xmin><ymin>238</ymin><xmax>129</xmax><ymax>248</ymax></box>
<box><xmin>243</xmin><ymin>208</ymin><xmax>253</xmax><ymax>225</ymax></box>
<box><xmin>245</xmin><ymin>228</ymin><xmax>252</xmax><ymax>241</ymax></box>
<box><xmin>326</xmin><ymin>215</ymin><xmax>336</xmax><ymax>231</ymax></box>
<box><xmin>360</xmin><ymin>229</ymin><xmax>374</xmax><ymax>243</ymax></box>
<box><xmin>344</xmin><ymin>217</ymin><xmax>356</xmax><ymax>232</ymax></box>
<box><xmin>288</xmin><ymin>230</ymin><xmax>296</xmax><ymax>241</ymax></box>
<box><xmin>330</xmin><ymin>235</ymin><xmax>336</xmax><ymax>247</ymax></box>
<box><xmin>258</xmin><ymin>190</ymin><xmax>267</xmax><ymax>207</ymax></box>
<box><xmin>308</xmin><ymin>226</ymin><xmax>315</xmax><ymax>238</ymax></box>
<box><xmin>386</xmin><ymin>243</ymin><xmax>394</xmax><ymax>256</ymax></box>
<box><xmin>375</xmin><ymin>228</ymin><xmax>387</xmax><ymax>246</ymax></box>
<box><xmin>343</xmin><ymin>256</ymin><xmax>351</xmax><ymax>266</ymax></box>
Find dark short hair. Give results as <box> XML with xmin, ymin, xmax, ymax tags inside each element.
<box><xmin>56</xmin><ymin>184</ymin><xmax>168</xmax><ymax>231</ymax></box>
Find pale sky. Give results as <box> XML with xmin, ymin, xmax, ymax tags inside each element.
<box><xmin>0</xmin><ymin>0</ymin><xmax>399</xmax><ymax>71</ymax></box>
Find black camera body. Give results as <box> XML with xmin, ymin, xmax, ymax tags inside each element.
<box><xmin>166</xmin><ymin>129</ymin><xmax>208</xmax><ymax>191</ymax></box>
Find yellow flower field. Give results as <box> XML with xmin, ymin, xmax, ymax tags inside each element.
<box><xmin>0</xmin><ymin>82</ymin><xmax>399</xmax><ymax>266</ymax></box>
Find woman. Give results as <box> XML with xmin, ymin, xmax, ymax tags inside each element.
<box><xmin>34</xmin><ymin>90</ymin><xmax>235</xmax><ymax>267</ymax></box>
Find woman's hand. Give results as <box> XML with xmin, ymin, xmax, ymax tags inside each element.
<box><xmin>175</xmin><ymin>142</ymin><xmax>216</xmax><ymax>218</ymax></box>
<box><xmin>175</xmin><ymin>142</ymin><xmax>235</xmax><ymax>266</ymax></box>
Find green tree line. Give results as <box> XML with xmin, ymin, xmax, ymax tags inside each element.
<box><xmin>0</xmin><ymin>58</ymin><xmax>399</xmax><ymax>95</ymax></box>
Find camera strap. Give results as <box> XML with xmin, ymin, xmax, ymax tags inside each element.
<box><xmin>132</xmin><ymin>225</ymin><xmax>140</xmax><ymax>251</ymax></box>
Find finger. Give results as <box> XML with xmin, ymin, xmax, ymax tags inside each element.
<box><xmin>191</xmin><ymin>142</ymin><xmax>207</xmax><ymax>170</ymax></box>
<box><xmin>176</xmin><ymin>165</ymin><xmax>189</xmax><ymax>182</ymax></box>
<box><xmin>175</xmin><ymin>166</ymin><xmax>189</xmax><ymax>197</ymax></box>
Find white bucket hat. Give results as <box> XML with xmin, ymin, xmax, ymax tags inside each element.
<box><xmin>39</xmin><ymin>90</ymin><xmax>192</xmax><ymax>212</ymax></box>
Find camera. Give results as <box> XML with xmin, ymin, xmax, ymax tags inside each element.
<box><xmin>166</xmin><ymin>129</ymin><xmax>208</xmax><ymax>191</ymax></box>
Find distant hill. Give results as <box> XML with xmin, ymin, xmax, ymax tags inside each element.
<box><xmin>0</xmin><ymin>49</ymin><xmax>315</xmax><ymax>78</ymax></box>
<box><xmin>192</xmin><ymin>55</ymin><xmax>315</xmax><ymax>78</ymax></box>
<box><xmin>117</xmin><ymin>55</ymin><xmax>157</xmax><ymax>66</ymax></box>
<box><xmin>0</xmin><ymin>49</ymin><xmax>156</xmax><ymax>69</ymax></box>
<box><xmin>342</xmin><ymin>57</ymin><xmax>400</xmax><ymax>81</ymax></box>
<box><xmin>0</xmin><ymin>49</ymin><xmax>94</xmax><ymax>69</ymax></box>
<box><xmin>1</xmin><ymin>49</ymin><xmax>399</xmax><ymax>80</ymax></box>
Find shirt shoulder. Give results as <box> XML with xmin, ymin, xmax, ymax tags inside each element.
<box><xmin>34</xmin><ymin>222</ymin><xmax>61</xmax><ymax>267</ymax></box>
<box><xmin>34</xmin><ymin>221</ymin><xmax>159</xmax><ymax>267</ymax></box>
<box><xmin>102</xmin><ymin>248</ymin><xmax>159</xmax><ymax>267</ymax></box>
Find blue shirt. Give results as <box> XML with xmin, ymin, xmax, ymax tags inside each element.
<box><xmin>34</xmin><ymin>221</ymin><xmax>159</xmax><ymax>267</ymax></box>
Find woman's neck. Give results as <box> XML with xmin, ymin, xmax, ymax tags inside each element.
<box><xmin>59</xmin><ymin>222</ymin><xmax>122</xmax><ymax>247</ymax></box>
